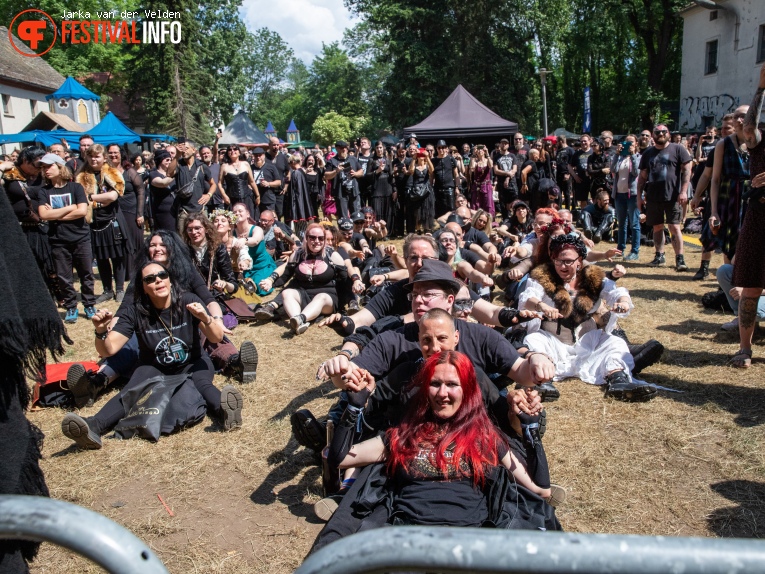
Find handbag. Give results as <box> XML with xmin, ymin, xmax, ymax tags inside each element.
<box><xmin>408</xmin><ymin>181</ymin><xmax>431</xmax><ymax>201</ymax></box>
<box><xmin>114</xmin><ymin>367</ymin><xmax>206</xmax><ymax>441</ymax></box>
<box><xmin>220</xmin><ymin>296</ymin><xmax>257</xmax><ymax>323</ymax></box>
<box><xmin>176</xmin><ymin>165</ymin><xmax>203</xmax><ymax>199</ymax></box>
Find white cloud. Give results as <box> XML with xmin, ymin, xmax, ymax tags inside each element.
<box><xmin>239</xmin><ymin>0</ymin><xmax>359</xmax><ymax>63</ymax></box>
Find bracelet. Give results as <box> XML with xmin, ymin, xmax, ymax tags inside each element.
<box><xmin>94</xmin><ymin>329</ymin><xmax>108</xmax><ymax>340</ymax></box>
<box><xmin>203</xmin><ymin>314</ymin><xmax>213</xmax><ymax>326</ymax></box>
<box><xmin>524</xmin><ymin>351</ymin><xmax>554</xmax><ymax>364</ymax></box>
<box><xmin>351</xmin><ymin>274</ymin><xmax>361</xmax><ymax>282</ymax></box>
<box><xmin>535</xmin><ymin>300</ymin><xmax>543</xmax><ymax>311</ymax></box>
<box><xmin>384</xmin><ymin>273</ymin><xmax>389</xmax><ymax>281</ymax></box>
<box><xmin>211</xmin><ymin>315</ymin><xmax>223</xmax><ymax>321</ymax></box>
<box><xmin>336</xmin><ymin>349</ymin><xmax>354</xmax><ymax>360</ymax></box>
<box><xmin>269</xmin><ymin>272</ymin><xmax>279</xmax><ymax>281</ymax></box>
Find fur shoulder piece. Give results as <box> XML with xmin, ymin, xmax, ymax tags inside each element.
<box><xmin>530</xmin><ymin>262</ymin><xmax>606</xmax><ymax>322</ymax></box>
<box><xmin>2</xmin><ymin>167</ymin><xmax>26</xmax><ymax>182</ymax></box>
<box><xmin>76</xmin><ymin>165</ymin><xmax>125</xmax><ymax>196</ymax></box>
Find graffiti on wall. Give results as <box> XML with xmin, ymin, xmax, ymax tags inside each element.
<box><xmin>679</xmin><ymin>94</ymin><xmax>739</xmax><ymax>131</ymax></box>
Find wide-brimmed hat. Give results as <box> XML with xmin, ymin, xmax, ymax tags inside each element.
<box><xmin>404</xmin><ymin>259</ymin><xmax>462</xmax><ymax>294</ymax></box>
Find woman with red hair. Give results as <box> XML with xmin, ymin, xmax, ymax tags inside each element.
<box><xmin>328</xmin><ymin>351</ymin><xmax>551</xmax><ymax>527</ymax></box>
<box><xmin>256</xmin><ymin>222</ymin><xmax>347</xmax><ymax>334</ymax></box>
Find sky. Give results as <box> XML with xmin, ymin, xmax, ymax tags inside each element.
<box><xmin>239</xmin><ymin>0</ymin><xmax>360</xmax><ymax>64</ymax></box>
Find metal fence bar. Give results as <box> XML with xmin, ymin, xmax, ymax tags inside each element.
<box><xmin>297</xmin><ymin>526</ymin><xmax>765</xmax><ymax>574</ymax></box>
<box><xmin>0</xmin><ymin>495</ymin><xmax>169</xmax><ymax>574</ymax></box>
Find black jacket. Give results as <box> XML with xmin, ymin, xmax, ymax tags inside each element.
<box><xmin>189</xmin><ymin>243</ymin><xmax>238</xmax><ymax>290</ymax></box>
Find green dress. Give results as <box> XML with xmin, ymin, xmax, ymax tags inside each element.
<box><xmin>235</xmin><ymin>225</ymin><xmax>277</xmax><ymax>295</ymax></box>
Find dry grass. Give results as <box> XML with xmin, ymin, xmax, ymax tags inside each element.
<box><xmin>27</xmin><ymin>241</ymin><xmax>765</xmax><ymax>573</ymax></box>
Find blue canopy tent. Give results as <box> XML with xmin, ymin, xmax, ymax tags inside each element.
<box><xmin>87</xmin><ymin>112</ymin><xmax>141</xmax><ymax>145</ymax></box>
<box><xmin>0</xmin><ymin>130</ymin><xmax>83</xmax><ymax>149</ymax></box>
<box><xmin>45</xmin><ymin>77</ymin><xmax>100</xmax><ymax>102</ymax></box>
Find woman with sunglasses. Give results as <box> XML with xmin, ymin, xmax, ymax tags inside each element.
<box><xmin>219</xmin><ymin>145</ymin><xmax>255</xmax><ymax>215</ymax></box>
<box><xmin>256</xmin><ymin>222</ymin><xmax>348</xmax><ymax>334</ymax></box>
<box><xmin>60</xmin><ymin>261</ymin><xmax>244</xmax><ymax>450</ymax></box>
<box><xmin>519</xmin><ymin>234</ymin><xmax>656</xmax><ymax>402</ymax></box>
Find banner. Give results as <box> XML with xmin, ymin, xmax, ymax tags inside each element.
<box><xmin>583</xmin><ymin>86</ymin><xmax>592</xmax><ymax>134</ymax></box>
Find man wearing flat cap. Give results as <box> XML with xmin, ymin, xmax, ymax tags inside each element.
<box><xmin>432</xmin><ymin>139</ymin><xmax>460</xmax><ymax>217</ymax></box>
<box><xmin>326</xmin><ymin>140</ymin><xmax>363</xmax><ymax>218</ymax></box>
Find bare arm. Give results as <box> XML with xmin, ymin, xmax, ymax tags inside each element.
<box><xmin>636</xmin><ymin>168</ymin><xmax>648</xmax><ymax>209</ymax></box>
<box><xmin>743</xmin><ymin>63</ymin><xmax>765</xmax><ymax>148</ymax></box>
<box><xmin>338</xmin><ymin>436</ymin><xmax>386</xmax><ymax>469</ymax></box>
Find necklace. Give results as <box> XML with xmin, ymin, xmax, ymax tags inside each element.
<box><xmin>155</xmin><ymin>304</ymin><xmax>175</xmax><ymax>344</ymax></box>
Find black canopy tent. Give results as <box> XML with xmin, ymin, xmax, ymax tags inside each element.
<box><xmin>403</xmin><ymin>85</ymin><xmax>518</xmax><ymax>143</ymax></box>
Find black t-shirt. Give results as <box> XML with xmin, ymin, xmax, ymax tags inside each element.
<box><xmin>354</xmin><ymin>319</ymin><xmax>522</xmax><ymax>380</ymax></box>
<box><xmin>90</xmin><ymin>172</ymin><xmax>121</xmax><ymax>226</ymax></box>
<box><xmin>116</xmin><ymin>271</ymin><xmax>215</xmax><ymax>319</ymax></box>
<box><xmin>555</xmin><ymin>147</ymin><xmax>574</xmax><ymax>179</ymax></box>
<box><xmin>4</xmin><ymin>173</ymin><xmax>43</xmax><ymax>223</ymax></box>
<box><xmin>356</xmin><ymin>152</ymin><xmax>374</xmax><ymax>195</ymax></box>
<box><xmin>569</xmin><ymin>149</ymin><xmax>593</xmax><ymax>183</ymax></box>
<box><xmin>638</xmin><ymin>143</ymin><xmax>692</xmax><ymax>202</ymax></box>
<box><xmin>459</xmin><ymin>247</ymin><xmax>480</xmax><ymax>266</ymax></box>
<box><xmin>495</xmin><ymin>153</ymin><xmax>518</xmax><ymax>192</ymax></box>
<box><xmin>364</xmin><ymin>278</ymin><xmax>410</xmax><ymax>320</ymax></box>
<box><xmin>265</xmin><ymin>151</ymin><xmax>289</xmax><ymax>181</ymax></box>
<box><xmin>329</xmin><ymin>155</ymin><xmax>362</xmax><ymax>197</ymax></box>
<box><xmin>463</xmin><ymin>227</ymin><xmax>490</xmax><ymax>248</ymax></box>
<box><xmin>263</xmin><ymin>221</ymin><xmax>293</xmax><ymax>259</ymax></box>
<box><xmin>521</xmin><ymin>160</ymin><xmax>540</xmax><ymax>192</ymax></box>
<box><xmin>432</xmin><ymin>155</ymin><xmax>458</xmax><ymax>188</ymax></box>
<box><xmin>38</xmin><ymin>182</ymin><xmax>90</xmax><ymax>244</ymax></box>
<box><xmin>174</xmin><ymin>160</ymin><xmax>211</xmax><ymax>213</ymax></box>
<box><xmin>149</xmin><ymin>170</ymin><xmax>175</xmax><ymax>214</ymax></box>
<box><xmin>112</xmin><ymin>292</ymin><xmax>204</xmax><ymax>373</ymax></box>
<box><xmin>252</xmin><ymin>161</ymin><xmax>281</xmax><ymax>204</ymax></box>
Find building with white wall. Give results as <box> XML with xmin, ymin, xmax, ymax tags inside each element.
<box><xmin>0</xmin><ymin>26</ymin><xmax>65</xmax><ymax>154</ymax></box>
<box><xmin>678</xmin><ymin>0</ymin><xmax>765</xmax><ymax>133</ymax></box>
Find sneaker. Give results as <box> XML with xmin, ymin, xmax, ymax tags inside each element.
<box><xmin>66</xmin><ymin>364</ymin><xmax>107</xmax><ymax>409</ymax></box>
<box><xmin>61</xmin><ymin>413</ymin><xmax>102</xmax><ymax>449</ymax></box>
<box><xmin>648</xmin><ymin>253</ymin><xmax>666</xmax><ymax>267</ymax></box>
<box><xmin>603</xmin><ymin>370</ymin><xmax>657</xmax><ymax>402</ymax></box>
<box><xmin>254</xmin><ymin>302</ymin><xmax>276</xmax><ymax>321</ymax></box>
<box><xmin>95</xmin><ymin>290</ymin><xmax>115</xmax><ymax>304</ymax></box>
<box><xmin>314</xmin><ymin>493</ymin><xmax>344</xmax><ymax>522</ymax></box>
<box><xmin>721</xmin><ymin>317</ymin><xmax>739</xmax><ymax>332</ymax></box>
<box><xmin>290</xmin><ymin>315</ymin><xmax>310</xmax><ymax>335</ymax></box>
<box><xmin>238</xmin><ymin>341</ymin><xmax>258</xmax><ymax>383</ymax></box>
<box><xmin>630</xmin><ymin>339</ymin><xmax>665</xmax><ymax>374</ymax></box>
<box><xmin>291</xmin><ymin>409</ymin><xmax>326</xmax><ymax>452</ymax></box>
<box><xmin>84</xmin><ymin>306</ymin><xmax>97</xmax><ymax>320</ymax></box>
<box><xmin>624</xmin><ymin>251</ymin><xmax>639</xmax><ymax>261</ymax></box>
<box><xmin>115</xmin><ymin>290</ymin><xmax>125</xmax><ymax>303</ymax></box>
<box><xmin>675</xmin><ymin>256</ymin><xmax>689</xmax><ymax>272</ymax></box>
<box><xmin>220</xmin><ymin>385</ymin><xmax>243</xmax><ymax>431</ymax></box>
<box><xmin>64</xmin><ymin>307</ymin><xmax>79</xmax><ymax>324</ymax></box>
<box><xmin>537</xmin><ymin>381</ymin><xmax>560</xmax><ymax>402</ymax></box>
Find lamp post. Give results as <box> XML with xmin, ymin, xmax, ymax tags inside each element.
<box><xmin>539</xmin><ymin>68</ymin><xmax>552</xmax><ymax>137</ymax></box>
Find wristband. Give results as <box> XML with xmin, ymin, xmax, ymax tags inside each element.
<box><xmin>351</xmin><ymin>274</ymin><xmax>361</xmax><ymax>282</ymax></box>
<box><xmin>211</xmin><ymin>315</ymin><xmax>223</xmax><ymax>321</ymax></box>
<box><xmin>524</xmin><ymin>351</ymin><xmax>554</xmax><ymax>364</ymax></box>
<box><xmin>94</xmin><ymin>329</ymin><xmax>108</xmax><ymax>340</ymax></box>
<box><xmin>336</xmin><ymin>349</ymin><xmax>354</xmax><ymax>360</ymax></box>
<box><xmin>269</xmin><ymin>272</ymin><xmax>279</xmax><ymax>281</ymax></box>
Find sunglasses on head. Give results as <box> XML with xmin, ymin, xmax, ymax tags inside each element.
<box><xmin>143</xmin><ymin>270</ymin><xmax>169</xmax><ymax>284</ymax></box>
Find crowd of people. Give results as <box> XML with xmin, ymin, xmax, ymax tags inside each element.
<box><xmin>2</xmin><ymin>62</ymin><xmax>764</xmax><ymax>550</ymax></box>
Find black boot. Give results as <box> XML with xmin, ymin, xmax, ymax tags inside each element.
<box><xmin>537</xmin><ymin>381</ymin><xmax>560</xmax><ymax>402</ymax></box>
<box><xmin>692</xmin><ymin>260</ymin><xmax>710</xmax><ymax>280</ymax></box>
<box><xmin>603</xmin><ymin>370</ymin><xmax>657</xmax><ymax>402</ymax></box>
<box><xmin>226</xmin><ymin>341</ymin><xmax>258</xmax><ymax>383</ymax></box>
<box><xmin>66</xmin><ymin>364</ymin><xmax>108</xmax><ymax>409</ymax></box>
<box><xmin>629</xmin><ymin>339</ymin><xmax>665</xmax><ymax>374</ymax></box>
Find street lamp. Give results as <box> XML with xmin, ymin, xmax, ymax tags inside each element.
<box><xmin>539</xmin><ymin>68</ymin><xmax>552</xmax><ymax>137</ymax></box>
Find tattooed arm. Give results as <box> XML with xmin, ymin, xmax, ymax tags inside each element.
<box><xmin>743</xmin><ymin>62</ymin><xmax>765</xmax><ymax>149</ymax></box>
<box><xmin>678</xmin><ymin>160</ymin><xmax>692</xmax><ymax>205</ymax></box>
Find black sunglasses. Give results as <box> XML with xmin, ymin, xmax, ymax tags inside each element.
<box><xmin>653</xmin><ymin>129</ymin><xmax>668</xmax><ymax>135</ymax></box>
<box><xmin>143</xmin><ymin>270</ymin><xmax>169</xmax><ymax>284</ymax></box>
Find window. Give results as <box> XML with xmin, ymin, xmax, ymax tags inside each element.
<box><xmin>2</xmin><ymin>94</ymin><xmax>13</xmax><ymax>116</ymax></box>
<box><xmin>77</xmin><ymin>100</ymin><xmax>88</xmax><ymax>123</ymax></box>
<box><xmin>705</xmin><ymin>40</ymin><xmax>718</xmax><ymax>75</ymax></box>
<box><xmin>29</xmin><ymin>100</ymin><xmax>36</xmax><ymax>116</ymax></box>
<box><xmin>709</xmin><ymin>10</ymin><xmax>717</xmax><ymax>21</ymax></box>
<box><xmin>58</xmin><ymin>99</ymin><xmax>69</xmax><ymax>109</ymax></box>
<box><xmin>759</xmin><ymin>25</ymin><xmax>765</xmax><ymax>63</ymax></box>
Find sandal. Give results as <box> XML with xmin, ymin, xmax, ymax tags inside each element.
<box><xmin>730</xmin><ymin>348</ymin><xmax>752</xmax><ymax>369</ymax></box>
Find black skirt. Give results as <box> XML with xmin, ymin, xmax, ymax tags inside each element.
<box><xmin>22</xmin><ymin>224</ymin><xmax>55</xmax><ymax>277</ymax></box>
<box><xmin>90</xmin><ymin>213</ymin><xmax>127</xmax><ymax>260</ymax></box>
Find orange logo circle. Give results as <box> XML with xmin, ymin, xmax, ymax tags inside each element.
<box><xmin>8</xmin><ymin>9</ymin><xmax>57</xmax><ymax>57</ymax></box>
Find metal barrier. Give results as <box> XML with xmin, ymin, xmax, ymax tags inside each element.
<box><xmin>296</xmin><ymin>526</ymin><xmax>765</xmax><ymax>574</ymax></box>
<box><xmin>0</xmin><ymin>495</ymin><xmax>168</xmax><ymax>574</ymax></box>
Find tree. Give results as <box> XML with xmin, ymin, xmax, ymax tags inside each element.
<box><xmin>312</xmin><ymin>111</ymin><xmax>353</xmax><ymax>147</ymax></box>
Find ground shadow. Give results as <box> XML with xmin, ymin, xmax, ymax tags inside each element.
<box><xmin>629</xmin><ymin>289</ymin><xmax>702</xmax><ymax>303</ymax></box>
<box><xmin>643</xmin><ymin>373</ymin><xmax>765</xmax><ymax>427</ymax></box>
<box><xmin>270</xmin><ymin>380</ymin><xmax>339</xmax><ymax>422</ymax></box>
<box><xmin>707</xmin><ymin>480</ymin><xmax>765</xmax><ymax>538</ymax></box>
<box><xmin>625</xmin><ymin>272</ymin><xmax>717</xmax><ymax>285</ymax></box>
<box><xmin>655</xmin><ymin>318</ymin><xmax>727</xmax><ymax>335</ymax></box>
<box><xmin>250</xmin><ymin>439</ymin><xmax>325</xmax><ymax>523</ymax></box>
<box><xmin>655</xmin><ymin>348</ymin><xmax>734</xmax><ymax>368</ymax></box>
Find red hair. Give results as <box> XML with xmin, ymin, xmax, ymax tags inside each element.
<box><xmin>534</xmin><ymin>217</ymin><xmax>574</xmax><ymax>264</ymax></box>
<box><xmin>386</xmin><ymin>351</ymin><xmax>505</xmax><ymax>487</ymax></box>
<box><xmin>534</xmin><ymin>207</ymin><xmax>559</xmax><ymax>219</ymax></box>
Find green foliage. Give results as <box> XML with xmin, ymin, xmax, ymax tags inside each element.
<box><xmin>312</xmin><ymin>111</ymin><xmax>353</xmax><ymax>146</ymax></box>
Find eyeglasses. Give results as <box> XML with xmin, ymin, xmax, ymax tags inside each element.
<box><xmin>514</xmin><ymin>138</ymin><xmax>523</xmax><ymax>141</ymax></box>
<box><xmin>142</xmin><ymin>270</ymin><xmax>169</xmax><ymax>284</ymax></box>
<box><xmin>186</xmin><ymin>225</ymin><xmax>205</xmax><ymax>232</ymax></box>
<box><xmin>259</xmin><ymin>219</ymin><xmax>274</xmax><ymax>225</ymax></box>
<box><xmin>553</xmin><ymin>258</ymin><xmax>579</xmax><ymax>267</ymax></box>
<box><xmin>407</xmin><ymin>255</ymin><xmax>437</xmax><ymax>265</ymax></box>
<box><xmin>640</xmin><ymin>133</ymin><xmax>651</xmax><ymax>137</ymax></box>
<box><xmin>453</xmin><ymin>299</ymin><xmax>474</xmax><ymax>312</ymax></box>
<box><xmin>653</xmin><ymin>129</ymin><xmax>668</xmax><ymax>135</ymax></box>
<box><xmin>407</xmin><ymin>291</ymin><xmax>445</xmax><ymax>302</ymax></box>
<box><xmin>306</xmin><ymin>234</ymin><xmax>325</xmax><ymax>241</ymax></box>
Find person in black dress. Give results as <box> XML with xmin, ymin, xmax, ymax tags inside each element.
<box><xmin>149</xmin><ymin>149</ymin><xmax>177</xmax><ymax>232</ymax></box>
<box><xmin>220</xmin><ymin>145</ymin><xmax>258</xmax><ymax>218</ymax></box>
<box><xmin>369</xmin><ymin>141</ymin><xmax>394</xmax><ymax>227</ymax></box>
<box><xmin>303</xmin><ymin>152</ymin><xmax>326</xmax><ymax>217</ymax></box>
<box><xmin>108</xmin><ymin>144</ymin><xmax>145</xmax><ymax>281</ymax></box>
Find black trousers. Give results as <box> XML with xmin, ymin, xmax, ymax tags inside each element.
<box><xmin>90</xmin><ymin>355</ymin><xmax>219</xmax><ymax>435</ymax></box>
<box><xmin>52</xmin><ymin>240</ymin><xmax>96</xmax><ymax>309</ymax></box>
<box><xmin>580</xmin><ymin>210</ymin><xmax>615</xmax><ymax>239</ymax></box>
<box><xmin>434</xmin><ymin>186</ymin><xmax>455</xmax><ymax>217</ymax></box>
